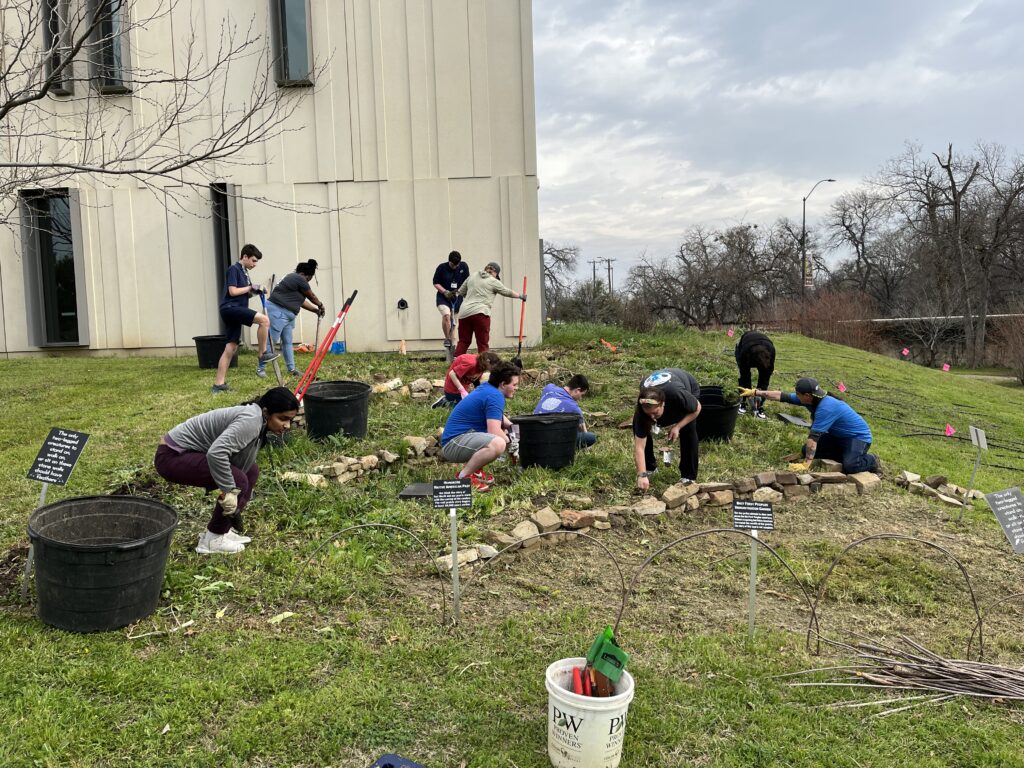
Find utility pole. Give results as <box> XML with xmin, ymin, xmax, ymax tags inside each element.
<box><xmin>588</xmin><ymin>259</ymin><xmax>600</xmax><ymax>287</ymax></box>
<box><xmin>601</xmin><ymin>258</ymin><xmax>615</xmax><ymax>293</ymax></box>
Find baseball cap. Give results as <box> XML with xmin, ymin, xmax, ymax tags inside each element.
<box><xmin>795</xmin><ymin>378</ymin><xmax>827</xmax><ymax>398</ymax></box>
<box><xmin>485</xmin><ymin>261</ymin><xmax>501</xmax><ymax>277</ymax></box>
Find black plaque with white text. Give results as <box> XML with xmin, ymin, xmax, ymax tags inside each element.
<box><xmin>732</xmin><ymin>500</ymin><xmax>774</xmax><ymax>531</ymax></box>
<box><xmin>432</xmin><ymin>479</ymin><xmax>473</xmax><ymax>509</ymax></box>
<box><xmin>26</xmin><ymin>428</ymin><xmax>89</xmax><ymax>486</ymax></box>
<box><xmin>986</xmin><ymin>488</ymin><xmax>1024</xmax><ymax>554</ymax></box>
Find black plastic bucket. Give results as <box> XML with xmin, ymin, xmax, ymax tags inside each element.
<box><xmin>28</xmin><ymin>496</ymin><xmax>177</xmax><ymax>633</ymax></box>
<box><xmin>304</xmin><ymin>380</ymin><xmax>372</xmax><ymax>440</ymax></box>
<box><xmin>193</xmin><ymin>335</ymin><xmax>237</xmax><ymax>369</ymax></box>
<box><xmin>511</xmin><ymin>413</ymin><xmax>579</xmax><ymax>469</ymax></box>
<box><xmin>696</xmin><ymin>387</ymin><xmax>739</xmax><ymax>442</ymax></box>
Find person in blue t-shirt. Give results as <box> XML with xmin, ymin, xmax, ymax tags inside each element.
<box><xmin>432</xmin><ymin>250</ymin><xmax>470</xmax><ymax>349</ymax></box>
<box><xmin>214</xmin><ymin>244</ymin><xmax>278</xmax><ymax>394</ymax></box>
<box><xmin>440</xmin><ymin>361</ymin><xmax>520</xmax><ymax>491</ymax></box>
<box><xmin>747</xmin><ymin>377</ymin><xmax>880</xmax><ymax>474</ymax></box>
<box><xmin>532</xmin><ymin>374</ymin><xmax>596</xmax><ymax>448</ymax></box>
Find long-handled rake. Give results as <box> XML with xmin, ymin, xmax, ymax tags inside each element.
<box><xmin>258</xmin><ymin>287</ymin><xmax>285</xmax><ymax>387</ymax></box>
<box><xmin>511</xmin><ymin>276</ymin><xmax>527</xmax><ymax>369</ymax></box>
<box><xmin>295</xmin><ymin>290</ymin><xmax>358</xmax><ymax>404</ymax></box>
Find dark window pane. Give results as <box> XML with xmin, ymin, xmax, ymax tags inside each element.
<box><xmin>275</xmin><ymin>0</ymin><xmax>312</xmax><ymax>85</ymax></box>
<box><xmin>34</xmin><ymin>195</ymin><xmax>79</xmax><ymax>343</ymax></box>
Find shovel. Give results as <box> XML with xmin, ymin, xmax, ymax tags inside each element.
<box><xmin>511</xmin><ymin>276</ymin><xmax>527</xmax><ymax>369</ymax></box>
<box><xmin>258</xmin><ymin>289</ymin><xmax>285</xmax><ymax>387</ymax></box>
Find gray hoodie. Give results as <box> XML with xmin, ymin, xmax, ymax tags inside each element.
<box><xmin>166</xmin><ymin>404</ymin><xmax>263</xmax><ymax>491</ymax></box>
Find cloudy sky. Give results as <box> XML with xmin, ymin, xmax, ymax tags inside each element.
<box><xmin>532</xmin><ymin>0</ymin><xmax>1024</xmax><ymax>279</ymax></box>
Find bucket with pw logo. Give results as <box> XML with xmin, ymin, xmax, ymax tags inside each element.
<box><xmin>545</xmin><ymin>657</ymin><xmax>635</xmax><ymax>768</ymax></box>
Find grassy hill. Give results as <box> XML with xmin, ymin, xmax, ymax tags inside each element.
<box><xmin>1</xmin><ymin>325</ymin><xmax>1023</xmax><ymax>767</ymax></box>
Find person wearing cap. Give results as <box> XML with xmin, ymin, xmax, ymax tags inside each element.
<box><xmin>735</xmin><ymin>330</ymin><xmax>775</xmax><ymax>419</ymax></box>
<box><xmin>632</xmin><ymin>369</ymin><xmax>702</xmax><ymax>490</ymax></box>
<box><xmin>746</xmin><ymin>378</ymin><xmax>880</xmax><ymax>474</ymax></box>
<box><xmin>454</xmin><ymin>261</ymin><xmax>526</xmax><ymax>356</ymax></box>
<box><xmin>432</xmin><ymin>250</ymin><xmax>470</xmax><ymax>348</ymax></box>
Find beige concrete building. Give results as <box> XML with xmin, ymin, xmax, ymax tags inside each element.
<box><xmin>0</xmin><ymin>0</ymin><xmax>540</xmax><ymax>356</ymax></box>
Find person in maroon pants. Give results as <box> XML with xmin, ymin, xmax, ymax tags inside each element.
<box><xmin>154</xmin><ymin>387</ymin><xmax>298</xmax><ymax>554</ymax></box>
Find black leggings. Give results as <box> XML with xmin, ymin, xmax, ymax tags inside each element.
<box><xmin>643</xmin><ymin>420</ymin><xmax>699</xmax><ymax>481</ymax></box>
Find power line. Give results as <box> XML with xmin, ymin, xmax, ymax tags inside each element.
<box><xmin>600</xmin><ymin>258</ymin><xmax>615</xmax><ymax>292</ymax></box>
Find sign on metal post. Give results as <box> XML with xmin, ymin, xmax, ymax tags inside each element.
<box><xmin>969</xmin><ymin>426</ymin><xmax>988</xmax><ymax>451</ymax></box>
<box><xmin>432</xmin><ymin>479</ymin><xmax>473</xmax><ymax>624</ymax></box>
<box><xmin>986</xmin><ymin>488</ymin><xmax>1024</xmax><ymax>554</ymax></box>
<box><xmin>959</xmin><ymin>426</ymin><xmax>989</xmax><ymax>522</ymax></box>
<box><xmin>733</xmin><ymin>500</ymin><xmax>774</xmax><ymax>637</ymax></box>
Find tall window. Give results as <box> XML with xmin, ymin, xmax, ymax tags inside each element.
<box><xmin>91</xmin><ymin>0</ymin><xmax>131</xmax><ymax>93</ymax></box>
<box><xmin>42</xmin><ymin>0</ymin><xmax>74</xmax><ymax>95</ymax></box>
<box><xmin>22</xmin><ymin>191</ymin><xmax>82</xmax><ymax>344</ymax></box>
<box><xmin>271</xmin><ymin>0</ymin><xmax>313</xmax><ymax>86</ymax></box>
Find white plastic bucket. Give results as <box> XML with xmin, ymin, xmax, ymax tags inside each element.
<box><xmin>545</xmin><ymin>657</ymin><xmax>635</xmax><ymax>768</ymax></box>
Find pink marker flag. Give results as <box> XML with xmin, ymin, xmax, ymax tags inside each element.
<box><xmin>901</xmin><ymin>348</ymin><xmax>910</xmax><ymax>357</ymax></box>
<box><xmin>727</xmin><ymin>328</ymin><xmax>735</xmax><ymax>337</ymax></box>
<box><xmin>838</xmin><ymin>382</ymin><xmax>847</xmax><ymax>393</ymax></box>
<box><xmin>945</xmin><ymin>423</ymin><xmax>956</xmax><ymax>437</ymax></box>
<box><xmin>942</xmin><ymin>363</ymin><xmax>950</xmax><ymax>372</ymax></box>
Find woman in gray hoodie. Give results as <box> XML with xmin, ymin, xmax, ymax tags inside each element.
<box><xmin>154</xmin><ymin>387</ymin><xmax>299</xmax><ymax>554</ymax></box>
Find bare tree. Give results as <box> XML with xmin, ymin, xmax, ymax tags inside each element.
<box><xmin>541</xmin><ymin>240</ymin><xmax>579</xmax><ymax>309</ymax></box>
<box><xmin>0</xmin><ymin>0</ymin><xmax>323</xmax><ymax>224</ymax></box>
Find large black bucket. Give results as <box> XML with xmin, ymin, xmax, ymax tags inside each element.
<box><xmin>28</xmin><ymin>496</ymin><xmax>177</xmax><ymax>633</ymax></box>
<box><xmin>193</xmin><ymin>335</ymin><xmax>237</xmax><ymax>369</ymax></box>
<box><xmin>304</xmin><ymin>380</ymin><xmax>372</xmax><ymax>440</ymax></box>
<box><xmin>511</xmin><ymin>413</ymin><xmax>579</xmax><ymax>469</ymax></box>
<box><xmin>696</xmin><ymin>386</ymin><xmax>739</xmax><ymax>442</ymax></box>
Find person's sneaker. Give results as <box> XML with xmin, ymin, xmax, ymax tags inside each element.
<box><xmin>471</xmin><ymin>469</ymin><xmax>495</xmax><ymax>485</ymax></box>
<box><xmin>873</xmin><ymin>456</ymin><xmax>886</xmax><ymax>477</ymax></box>
<box><xmin>467</xmin><ymin>474</ymin><xmax>491</xmax><ymax>492</ymax></box>
<box><xmin>258</xmin><ymin>351</ymin><xmax>280</xmax><ymax>365</ymax></box>
<box><xmin>755</xmin><ymin>410</ymin><xmax>767</xmax><ymax>420</ymax></box>
<box><xmin>430</xmin><ymin>395</ymin><xmax>448</xmax><ymax>409</ymax></box>
<box><xmin>443</xmin><ymin>339</ymin><xmax>453</xmax><ymax>348</ymax></box>
<box><xmin>211</xmin><ymin>383</ymin><xmax>231</xmax><ymax>394</ymax></box>
<box><xmin>225</xmin><ymin>529</ymin><xmax>252</xmax><ymax>545</ymax></box>
<box><xmin>288</xmin><ymin>369</ymin><xmax>300</xmax><ymax>376</ymax></box>
<box><xmin>738</xmin><ymin>405</ymin><xmax>748</xmax><ymax>415</ymax></box>
<box><xmin>255</xmin><ymin>367</ymin><xmax>267</xmax><ymax>378</ymax></box>
<box><xmin>195</xmin><ymin>530</ymin><xmax>245</xmax><ymax>554</ymax></box>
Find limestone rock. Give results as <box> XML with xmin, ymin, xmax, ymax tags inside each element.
<box><xmin>685</xmin><ymin>495</ymin><xmax>701</xmax><ymax>511</ymax></box>
<box><xmin>588</xmin><ymin>508</ymin><xmax>611</xmax><ymax>523</ymax></box>
<box><xmin>531</xmin><ymin>506</ymin><xmax>562</xmax><ymax>533</ymax></box>
<box><xmin>937</xmin><ymin>494</ymin><xmax>964</xmax><ymax>508</ymax></box>
<box><xmin>411</xmin><ymin>392</ymin><xmax>429</xmax><ymax>400</ymax></box>
<box><xmin>371</xmin><ymin>377</ymin><xmax>402</xmax><ymax>393</ymax></box>
<box><xmin>734</xmin><ymin>477</ymin><xmax>757</xmax><ymax>494</ymax></box>
<box><xmin>775</xmin><ymin>471</ymin><xmax>798</xmax><ymax>486</ymax></box>
<box><xmin>707</xmin><ymin>490</ymin><xmax>734</xmax><ymax>506</ymax></box>
<box><xmin>403</xmin><ymin>436</ymin><xmax>428</xmax><ymax>456</ymax></box>
<box><xmin>783</xmin><ymin>484</ymin><xmax>810</xmax><ymax>499</ymax></box>
<box><xmin>898</xmin><ymin>470</ymin><xmax>921</xmax><ymax>485</ymax></box>
<box><xmin>909</xmin><ymin>481</ymin><xmax>940</xmax><ymax>498</ymax></box>
<box><xmin>360</xmin><ymin>455</ymin><xmax>380</xmax><ymax>471</ymax></box>
<box><xmin>631</xmin><ymin>498</ymin><xmax>667</xmax><ymax>516</ymax></box>
<box><xmin>812</xmin><ymin>472</ymin><xmax>849</xmax><ymax>484</ymax></box>
<box><xmin>850</xmin><ymin>472</ymin><xmax>882</xmax><ymax>494</ymax></box>
<box><xmin>661</xmin><ymin>484</ymin><xmax>689</xmax><ymax>509</ymax></box>
<box><xmin>336</xmin><ymin>471</ymin><xmax>358</xmax><ymax>484</ymax></box>
<box><xmin>431</xmin><ymin>379</ymin><xmax>446</xmax><ymax>389</ymax></box>
<box><xmin>752</xmin><ymin>487</ymin><xmax>783</xmax><ymax>503</ymax></box>
<box><xmin>560</xmin><ymin>510</ymin><xmax>596</xmax><ymax>529</ymax></box>
<box><xmin>700</xmin><ymin>482</ymin><xmax>734</xmax><ymax>493</ymax></box>
<box><xmin>697</xmin><ymin>492</ymin><xmax>710</xmax><ymax>504</ymax></box>
<box><xmin>968</xmin><ymin>489</ymin><xmax>985</xmax><ymax>501</ymax></box>
<box><xmin>814</xmin><ymin>458</ymin><xmax>844</xmax><ymax>472</ymax></box>
<box><xmin>378</xmin><ymin>449</ymin><xmax>400</xmax><ymax>464</ymax></box>
<box><xmin>511</xmin><ymin>520</ymin><xmax>541</xmax><ymax>547</ymax></box>
<box><xmin>593</xmin><ymin>520</ymin><xmax>612</xmax><ymax>531</ymax></box>
<box><xmin>818</xmin><ymin>482</ymin><xmax>856</xmax><ymax>497</ymax></box>
<box><xmin>477</xmin><ymin>544</ymin><xmax>499</xmax><ymax>559</ymax></box>
<box><xmin>281</xmin><ymin>471</ymin><xmax>328</xmax><ymax>488</ymax></box>
<box><xmin>562</xmin><ymin>493</ymin><xmax>593</xmax><ymax>508</ymax></box>
<box><xmin>797</xmin><ymin>474</ymin><xmax>815</xmax><ymax>486</ymax></box>
<box><xmin>483</xmin><ymin>531</ymin><xmax>519</xmax><ymax>549</ymax></box>
<box><xmin>924</xmin><ymin>474</ymin><xmax>947</xmax><ymax>489</ymax></box>
<box><xmin>410</xmin><ymin>378</ymin><xmax>432</xmax><ymax>393</ymax></box>
<box><xmin>435</xmin><ymin>548</ymin><xmax>479</xmax><ymax>570</ymax></box>
<box><xmin>754</xmin><ymin>471</ymin><xmax>776</xmax><ymax>487</ymax></box>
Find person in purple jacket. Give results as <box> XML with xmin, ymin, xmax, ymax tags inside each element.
<box><xmin>533</xmin><ymin>374</ymin><xmax>596</xmax><ymax>448</ymax></box>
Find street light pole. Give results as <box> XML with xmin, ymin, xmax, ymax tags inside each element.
<box><xmin>800</xmin><ymin>178</ymin><xmax>836</xmax><ymax>308</ymax></box>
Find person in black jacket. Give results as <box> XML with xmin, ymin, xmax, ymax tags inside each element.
<box><xmin>632</xmin><ymin>369</ymin><xmax>702</xmax><ymax>490</ymax></box>
<box><xmin>735</xmin><ymin>330</ymin><xmax>775</xmax><ymax>419</ymax></box>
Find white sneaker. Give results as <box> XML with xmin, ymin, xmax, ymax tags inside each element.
<box><xmin>196</xmin><ymin>530</ymin><xmax>245</xmax><ymax>554</ymax></box>
<box><xmin>225</xmin><ymin>529</ymin><xmax>252</xmax><ymax>545</ymax></box>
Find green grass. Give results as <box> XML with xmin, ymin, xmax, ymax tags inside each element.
<box><xmin>1</xmin><ymin>328</ymin><xmax>1024</xmax><ymax>767</ymax></box>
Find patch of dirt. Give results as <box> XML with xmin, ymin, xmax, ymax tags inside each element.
<box><xmin>0</xmin><ymin>545</ymin><xmax>28</xmax><ymax>598</ymax></box>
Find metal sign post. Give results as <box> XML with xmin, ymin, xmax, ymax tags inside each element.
<box><xmin>432</xmin><ymin>479</ymin><xmax>473</xmax><ymax>624</ymax></box>
<box><xmin>733</xmin><ymin>500</ymin><xmax>775</xmax><ymax>638</ymax></box>
<box><xmin>959</xmin><ymin>426</ymin><xmax>988</xmax><ymax>522</ymax></box>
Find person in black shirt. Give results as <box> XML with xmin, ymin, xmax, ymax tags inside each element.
<box><xmin>259</xmin><ymin>261</ymin><xmax>325</xmax><ymax>377</ymax></box>
<box><xmin>632</xmin><ymin>369</ymin><xmax>702</xmax><ymax>490</ymax></box>
<box><xmin>734</xmin><ymin>330</ymin><xmax>775</xmax><ymax>419</ymax></box>
<box><xmin>432</xmin><ymin>250</ymin><xmax>470</xmax><ymax>348</ymax></box>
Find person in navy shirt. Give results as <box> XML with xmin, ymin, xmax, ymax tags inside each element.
<box><xmin>749</xmin><ymin>377</ymin><xmax>880</xmax><ymax>474</ymax></box>
<box><xmin>432</xmin><ymin>250</ymin><xmax>470</xmax><ymax>349</ymax></box>
<box><xmin>533</xmin><ymin>374</ymin><xmax>596</xmax><ymax>448</ymax></box>
<box><xmin>440</xmin><ymin>361</ymin><xmax>520</xmax><ymax>491</ymax></box>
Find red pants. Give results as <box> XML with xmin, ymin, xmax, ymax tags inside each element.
<box><xmin>455</xmin><ymin>314</ymin><xmax>491</xmax><ymax>356</ymax></box>
<box><xmin>154</xmin><ymin>444</ymin><xmax>259</xmax><ymax>534</ymax></box>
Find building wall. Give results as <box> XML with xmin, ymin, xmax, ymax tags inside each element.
<box><xmin>0</xmin><ymin>0</ymin><xmax>540</xmax><ymax>355</ymax></box>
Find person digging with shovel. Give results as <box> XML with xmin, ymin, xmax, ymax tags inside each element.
<box><xmin>259</xmin><ymin>260</ymin><xmax>325</xmax><ymax>378</ymax></box>
<box><xmin>453</xmin><ymin>261</ymin><xmax>526</xmax><ymax>356</ymax></box>
<box><xmin>154</xmin><ymin>387</ymin><xmax>299</xmax><ymax>554</ymax></box>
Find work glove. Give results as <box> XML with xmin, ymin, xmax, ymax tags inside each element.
<box><xmin>444</xmin><ymin>290</ymin><xmax>457</xmax><ymax>301</ymax></box>
<box><xmin>788</xmin><ymin>461</ymin><xmax>811</xmax><ymax>472</ymax></box>
<box><xmin>738</xmin><ymin>387</ymin><xmax>756</xmax><ymax>398</ymax></box>
<box><xmin>250</xmin><ymin>283</ymin><xmax>264</xmax><ymax>295</ymax></box>
<box><xmin>220</xmin><ymin>489</ymin><xmax>241</xmax><ymax>515</ymax></box>
<box><xmin>520</xmin><ymin>293</ymin><xmax>527</xmax><ymax>302</ymax></box>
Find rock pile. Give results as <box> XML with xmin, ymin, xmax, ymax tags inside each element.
<box><xmin>896</xmin><ymin>471</ymin><xmax>984</xmax><ymax>509</ymax></box>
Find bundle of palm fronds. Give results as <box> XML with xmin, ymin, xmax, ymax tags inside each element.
<box><xmin>783</xmin><ymin>636</ymin><xmax>1024</xmax><ymax>717</ymax></box>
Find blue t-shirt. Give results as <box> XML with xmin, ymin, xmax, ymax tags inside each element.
<box><xmin>533</xmin><ymin>384</ymin><xmax>582</xmax><ymax>419</ymax></box>
<box><xmin>220</xmin><ymin>262</ymin><xmax>252</xmax><ymax>309</ymax></box>
<box><xmin>432</xmin><ymin>261</ymin><xmax>470</xmax><ymax>310</ymax></box>
<box><xmin>441</xmin><ymin>382</ymin><xmax>506</xmax><ymax>445</ymax></box>
<box><xmin>784</xmin><ymin>394</ymin><xmax>872</xmax><ymax>443</ymax></box>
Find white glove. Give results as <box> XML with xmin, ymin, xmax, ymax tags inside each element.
<box><xmin>220</xmin><ymin>489</ymin><xmax>240</xmax><ymax>515</ymax></box>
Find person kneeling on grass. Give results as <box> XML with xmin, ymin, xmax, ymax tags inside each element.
<box><xmin>533</xmin><ymin>373</ymin><xmax>597</xmax><ymax>448</ymax></box>
<box><xmin>433</xmin><ymin>350</ymin><xmax>502</xmax><ymax>408</ymax></box>
<box><xmin>745</xmin><ymin>377</ymin><xmax>881</xmax><ymax>475</ymax></box>
<box><xmin>154</xmin><ymin>387</ymin><xmax>299</xmax><ymax>554</ymax></box>
<box><xmin>440</xmin><ymin>361</ymin><xmax>520</xmax><ymax>491</ymax></box>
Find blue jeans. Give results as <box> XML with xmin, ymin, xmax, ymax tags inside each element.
<box><xmin>578</xmin><ymin>431</ymin><xmax>597</xmax><ymax>448</ymax></box>
<box><xmin>809</xmin><ymin>435</ymin><xmax>877</xmax><ymax>474</ymax></box>
<box><xmin>263</xmin><ymin>301</ymin><xmax>297</xmax><ymax>372</ymax></box>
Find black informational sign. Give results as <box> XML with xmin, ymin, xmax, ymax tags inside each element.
<box><xmin>733</xmin><ymin>500</ymin><xmax>774</xmax><ymax>531</ymax></box>
<box><xmin>26</xmin><ymin>428</ymin><xmax>89</xmax><ymax>486</ymax></box>
<box><xmin>986</xmin><ymin>487</ymin><xmax>1024</xmax><ymax>554</ymax></box>
<box><xmin>432</xmin><ymin>479</ymin><xmax>473</xmax><ymax>509</ymax></box>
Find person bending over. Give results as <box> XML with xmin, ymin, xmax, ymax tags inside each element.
<box><xmin>533</xmin><ymin>373</ymin><xmax>597</xmax><ymax>448</ymax></box>
<box><xmin>746</xmin><ymin>377</ymin><xmax>880</xmax><ymax>475</ymax></box>
<box><xmin>155</xmin><ymin>387</ymin><xmax>299</xmax><ymax>554</ymax></box>
<box><xmin>454</xmin><ymin>261</ymin><xmax>525</xmax><ymax>356</ymax></box>
<box><xmin>439</xmin><ymin>361</ymin><xmax>520</xmax><ymax>491</ymax></box>
<box><xmin>633</xmin><ymin>369</ymin><xmax>702</xmax><ymax>491</ymax></box>
<box><xmin>735</xmin><ymin>330</ymin><xmax>775</xmax><ymax>419</ymax></box>
<box><xmin>433</xmin><ymin>350</ymin><xmax>501</xmax><ymax>408</ymax></box>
